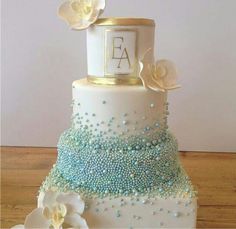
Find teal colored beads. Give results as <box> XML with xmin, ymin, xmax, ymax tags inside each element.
<box><xmin>40</xmin><ymin>127</ymin><xmax>195</xmax><ymax>198</ymax></box>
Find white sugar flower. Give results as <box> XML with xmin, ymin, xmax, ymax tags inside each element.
<box><xmin>58</xmin><ymin>0</ymin><xmax>106</xmax><ymax>30</ymax></box>
<box><xmin>139</xmin><ymin>49</ymin><xmax>180</xmax><ymax>92</ymax></box>
<box><xmin>11</xmin><ymin>190</ymin><xmax>88</xmax><ymax>229</ymax></box>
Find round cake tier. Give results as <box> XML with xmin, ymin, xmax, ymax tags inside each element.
<box><xmin>54</xmin><ymin>128</ymin><xmax>192</xmax><ymax>197</ymax></box>
<box><xmin>72</xmin><ymin>78</ymin><xmax>168</xmax><ymax>138</ymax></box>
<box><xmin>87</xmin><ymin>18</ymin><xmax>155</xmax><ymax>79</ymax></box>
<box><xmin>41</xmin><ymin>165</ymin><xmax>196</xmax><ymax>228</ymax></box>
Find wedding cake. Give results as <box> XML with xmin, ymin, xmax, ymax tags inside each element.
<box><xmin>12</xmin><ymin>1</ymin><xmax>197</xmax><ymax>229</ymax></box>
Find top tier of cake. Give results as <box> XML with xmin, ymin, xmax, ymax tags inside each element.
<box><xmin>87</xmin><ymin>18</ymin><xmax>155</xmax><ymax>84</ymax></box>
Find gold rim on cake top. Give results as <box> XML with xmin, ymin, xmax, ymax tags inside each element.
<box><xmin>87</xmin><ymin>76</ymin><xmax>143</xmax><ymax>85</ymax></box>
<box><xmin>94</xmin><ymin>18</ymin><xmax>155</xmax><ymax>26</ymax></box>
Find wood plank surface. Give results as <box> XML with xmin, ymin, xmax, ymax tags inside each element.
<box><xmin>1</xmin><ymin>147</ymin><xmax>236</xmax><ymax>228</ymax></box>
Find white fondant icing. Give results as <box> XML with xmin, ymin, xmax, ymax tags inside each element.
<box><xmin>82</xmin><ymin>195</ymin><xmax>197</xmax><ymax>228</ymax></box>
<box><xmin>72</xmin><ymin>78</ymin><xmax>167</xmax><ymax>137</ymax></box>
<box><xmin>87</xmin><ymin>22</ymin><xmax>155</xmax><ymax>77</ymax></box>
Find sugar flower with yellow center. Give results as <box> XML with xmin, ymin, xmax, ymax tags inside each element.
<box><xmin>58</xmin><ymin>0</ymin><xmax>106</xmax><ymax>30</ymax></box>
<box><xmin>11</xmin><ymin>190</ymin><xmax>88</xmax><ymax>229</ymax></box>
<box><xmin>139</xmin><ymin>49</ymin><xmax>180</xmax><ymax>92</ymax></box>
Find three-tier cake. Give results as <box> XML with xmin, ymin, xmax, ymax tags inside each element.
<box><xmin>40</xmin><ymin>16</ymin><xmax>197</xmax><ymax>228</ymax></box>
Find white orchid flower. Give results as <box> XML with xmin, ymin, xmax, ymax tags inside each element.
<box><xmin>139</xmin><ymin>49</ymin><xmax>180</xmax><ymax>92</ymax></box>
<box><xmin>11</xmin><ymin>191</ymin><xmax>88</xmax><ymax>229</ymax></box>
<box><xmin>58</xmin><ymin>0</ymin><xmax>106</xmax><ymax>30</ymax></box>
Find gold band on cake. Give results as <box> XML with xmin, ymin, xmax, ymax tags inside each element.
<box><xmin>87</xmin><ymin>76</ymin><xmax>143</xmax><ymax>85</ymax></box>
<box><xmin>94</xmin><ymin>18</ymin><xmax>155</xmax><ymax>26</ymax></box>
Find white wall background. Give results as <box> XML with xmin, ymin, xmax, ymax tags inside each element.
<box><xmin>2</xmin><ymin>0</ymin><xmax>236</xmax><ymax>152</ymax></box>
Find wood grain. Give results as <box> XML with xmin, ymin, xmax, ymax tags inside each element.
<box><xmin>1</xmin><ymin>147</ymin><xmax>236</xmax><ymax>228</ymax></box>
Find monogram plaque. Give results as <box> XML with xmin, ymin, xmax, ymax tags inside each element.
<box><xmin>105</xmin><ymin>29</ymin><xmax>137</xmax><ymax>76</ymax></box>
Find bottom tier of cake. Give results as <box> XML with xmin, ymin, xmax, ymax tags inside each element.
<box><xmin>41</xmin><ymin>167</ymin><xmax>197</xmax><ymax>228</ymax></box>
<box><xmin>82</xmin><ymin>195</ymin><xmax>197</xmax><ymax>228</ymax></box>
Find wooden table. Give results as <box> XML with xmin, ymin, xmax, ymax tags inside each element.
<box><xmin>1</xmin><ymin>147</ymin><xmax>236</xmax><ymax>228</ymax></box>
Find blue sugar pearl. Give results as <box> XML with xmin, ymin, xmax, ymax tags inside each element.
<box><xmin>173</xmin><ymin>212</ymin><xmax>180</xmax><ymax>217</ymax></box>
<box><xmin>152</xmin><ymin>140</ymin><xmax>157</xmax><ymax>145</ymax></box>
<box><xmin>45</xmin><ymin>127</ymin><xmax>194</xmax><ymax>199</ymax></box>
<box><xmin>142</xmin><ymin>199</ymin><xmax>147</xmax><ymax>204</ymax></box>
<box><xmin>146</xmin><ymin>142</ymin><xmax>151</xmax><ymax>147</ymax></box>
<box><xmin>116</xmin><ymin>210</ymin><xmax>121</xmax><ymax>217</ymax></box>
<box><xmin>176</xmin><ymin>200</ymin><xmax>181</xmax><ymax>205</ymax></box>
<box><xmin>122</xmin><ymin>120</ymin><xmax>128</xmax><ymax>125</ymax></box>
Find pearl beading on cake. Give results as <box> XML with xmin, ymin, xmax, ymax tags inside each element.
<box><xmin>40</xmin><ymin>89</ymin><xmax>197</xmax><ymax>227</ymax></box>
<box><xmin>72</xmin><ymin>78</ymin><xmax>168</xmax><ymax>138</ymax></box>
<box><xmin>72</xmin><ymin>99</ymin><xmax>167</xmax><ymax>138</ymax></box>
<box><xmin>40</xmin><ymin>96</ymin><xmax>195</xmax><ymax>198</ymax></box>
<box><xmin>41</xmin><ymin>127</ymin><xmax>194</xmax><ymax>199</ymax></box>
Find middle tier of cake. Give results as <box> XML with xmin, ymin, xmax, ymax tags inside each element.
<box><xmin>55</xmin><ymin>127</ymin><xmax>189</xmax><ymax>196</ymax></box>
<box><xmin>72</xmin><ymin>78</ymin><xmax>168</xmax><ymax>139</ymax></box>
<box><xmin>42</xmin><ymin>78</ymin><xmax>194</xmax><ymax>198</ymax></box>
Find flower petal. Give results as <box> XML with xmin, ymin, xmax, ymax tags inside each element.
<box><xmin>42</xmin><ymin>190</ymin><xmax>58</xmax><ymax>208</ymax></box>
<box><xmin>163</xmin><ymin>84</ymin><xmax>181</xmax><ymax>90</ymax></box>
<box><xmin>94</xmin><ymin>0</ymin><xmax>106</xmax><ymax>10</ymax></box>
<box><xmin>56</xmin><ymin>193</ymin><xmax>85</xmax><ymax>215</ymax></box>
<box><xmin>64</xmin><ymin>213</ymin><xmax>88</xmax><ymax>229</ymax></box>
<box><xmin>58</xmin><ymin>2</ymin><xmax>72</xmax><ymax>20</ymax></box>
<box><xmin>58</xmin><ymin>2</ymin><xmax>83</xmax><ymax>28</ymax></box>
<box><xmin>58</xmin><ymin>0</ymin><xmax>105</xmax><ymax>30</ymax></box>
<box><xmin>155</xmin><ymin>59</ymin><xmax>179</xmax><ymax>89</ymax></box>
<box><xmin>138</xmin><ymin>46</ymin><xmax>181</xmax><ymax>92</ymax></box>
<box><xmin>148</xmin><ymin>84</ymin><xmax>165</xmax><ymax>92</ymax></box>
<box><xmin>37</xmin><ymin>191</ymin><xmax>45</xmax><ymax>208</ymax></box>
<box><xmin>87</xmin><ymin>8</ymin><xmax>100</xmax><ymax>23</ymax></box>
<box><xmin>147</xmin><ymin>78</ymin><xmax>165</xmax><ymax>92</ymax></box>
<box><xmin>139</xmin><ymin>48</ymin><xmax>155</xmax><ymax>87</ymax></box>
<box><xmin>24</xmin><ymin>208</ymin><xmax>50</xmax><ymax>229</ymax></box>
<box><xmin>71</xmin><ymin>19</ymin><xmax>92</xmax><ymax>30</ymax></box>
<box><xmin>139</xmin><ymin>61</ymin><xmax>144</xmax><ymax>73</ymax></box>
<box><xmin>11</xmin><ymin>225</ymin><xmax>25</xmax><ymax>229</ymax></box>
